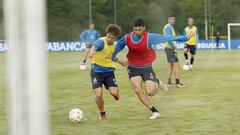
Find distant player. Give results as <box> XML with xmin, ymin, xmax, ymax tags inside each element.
<box><xmin>183</xmin><ymin>18</ymin><xmax>199</xmax><ymax>69</ymax></box>
<box><xmin>88</xmin><ymin>24</ymin><xmax>126</xmax><ymax>120</ymax></box>
<box><xmin>80</xmin><ymin>23</ymin><xmax>101</xmax><ymax>70</ymax></box>
<box><xmin>112</xmin><ymin>18</ymin><xmax>193</xmax><ymax>119</ymax></box>
<box><xmin>163</xmin><ymin>14</ymin><xmax>186</xmax><ymax>88</ymax></box>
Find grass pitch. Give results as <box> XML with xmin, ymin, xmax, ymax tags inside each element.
<box><xmin>0</xmin><ymin>50</ymin><xmax>240</xmax><ymax>135</ymax></box>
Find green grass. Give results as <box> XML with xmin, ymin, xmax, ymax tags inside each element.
<box><xmin>1</xmin><ymin>50</ymin><xmax>240</xmax><ymax>135</ymax></box>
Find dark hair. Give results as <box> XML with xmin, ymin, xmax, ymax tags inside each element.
<box><xmin>105</xmin><ymin>24</ymin><xmax>121</xmax><ymax>37</ymax></box>
<box><xmin>133</xmin><ymin>18</ymin><xmax>145</xmax><ymax>27</ymax></box>
<box><xmin>169</xmin><ymin>14</ymin><xmax>176</xmax><ymax>18</ymax></box>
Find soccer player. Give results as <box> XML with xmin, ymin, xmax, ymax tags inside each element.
<box><xmin>112</xmin><ymin>18</ymin><xmax>193</xmax><ymax>119</ymax></box>
<box><xmin>80</xmin><ymin>23</ymin><xmax>101</xmax><ymax>70</ymax></box>
<box><xmin>163</xmin><ymin>15</ymin><xmax>186</xmax><ymax>88</ymax></box>
<box><xmin>88</xmin><ymin>24</ymin><xmax>126</xmax><ymax>120</ymax></box>
<box><xmin>183</xmin><ymin>18</ymin><xmax>199</xmax><ymax>69</ymax></box>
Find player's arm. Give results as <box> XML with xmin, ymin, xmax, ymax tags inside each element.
<box><xmin>196</xmin><ymin>27</ymin><xmax>199</xmax><ymax>44</ymax></box>
<box><xmin>148</xmin><ymin>33</ymin><xmax>189</xmax><ymax>48</ymax></box>
<box><xmin>88</xmin><ymin>39</ymin><xmax>104</xmax><ymax>58</ymax></box>
<box><xmin>80</xmin><ymin>30</ymin><xmax>87</xmax><ymax>42</ymax></box>
<box><xmin>96</xmin><ymin>31</ymin><xmax>101</xmax><ymax>39</ymax></box>
<box><xmin>113</xmin><ymin>57</ymin><xmax>128</xmax><ymax>67</ymax></box>
<box><xmin>183</xmin><ymin>28</ymin><xmax>187</xmax><ymax>36</ymax></box>
<box><xmin>112</xmin><ymin>36</ymin><xmax>127</xmax><ymax>60</ymax></box>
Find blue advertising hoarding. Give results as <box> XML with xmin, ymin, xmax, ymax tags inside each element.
<box><xmin>1</xmin><ymin>40</ymin><xmax>240</xmax><ymax>52</ymax></box>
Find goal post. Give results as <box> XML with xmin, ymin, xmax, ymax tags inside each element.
<box><xmin>227</xmin><ymin>23</ymin><xmax>240</xmax><ymax>50</ymax></box>
<box><xmin>3</xmin><ymin>0</ymin><xmax>49</xmax><ymax>135</ymax></box>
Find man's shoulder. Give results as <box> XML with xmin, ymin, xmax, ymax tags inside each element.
<box><xmin>164</xmin><ymin>24</ymin><xmax>170</xmax><ymax>28</ymax></box>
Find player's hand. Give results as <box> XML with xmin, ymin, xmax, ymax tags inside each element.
<box><xmin>119</xmin><ymin>61</ymin><xmax>128</xmax><ymax>67</ymax></box>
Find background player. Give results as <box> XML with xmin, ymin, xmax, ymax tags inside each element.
<box><xmin>80</xmin><ymin>23</ymin><xmax>101</xmax><ymax>70</ymax></box>
<box><xmin>88</xmin><ymin>24</ymin><xmax>126</xmax><ymax>120</ymax></box>
<box><xmin>163</xmin><ymin>15</ymin><xmax>186</xmax><ymax>88</ymax></box>
<box><xmin>183</xmin><ymin>18</ymin><xmax>199</xmax><ymax>69</ymax></box>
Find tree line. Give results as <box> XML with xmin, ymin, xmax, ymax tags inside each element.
<box><xmin>1</xmin><ymin>0</ymin><xmax>240</xmax><ymax>41</ymax></box>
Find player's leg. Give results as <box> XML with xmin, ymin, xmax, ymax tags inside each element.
<box><xmin>94</xmin><ymin>88</ymin><xmax>106</xmax><ymax>120</ymax></box>
<box><xmin>91</xmin><ymin>70</ymin><xmax>106</xmax><ymax>120</ymax></box>
<box><xmin>80</xmin><ymin>44</ymin><xmax>91</xmax><ymax>70</ymax></box>
<box><xmin>130</xmin><ymin>76</ymin><xmax>160</xmax><ymax>119</ymax></box>
<box><xmin>173</xmin><ymin>61</ymin><xmax>185</xmax><ymax>88</ymax></box>
<box><xmin>165</xmin><ymin>48</ymin><xmax>174</xmax><ymax>86</ymax></box>
<box><xmin>189</xmin><ymin>45</ymin><xmax>196</xmax><ymax>68</ymax></box>
<box><xmin>171</xmin><ymin>51</ymin><xmax>185</xmax><ymax>88</ymax></box>
<box><xmin>143</xmin><ymin>67</ymin><xmax>168</xmax><ymax>94</ymax></box>
<box><xmin>130</xmin><ymin>76</ymin><xmax>151</xmax><ymax>108</ymax></box>
<box><xmin>103</xmin><ymin>71</ymin><xmax>119</xmax><ymax>101</ymax></box>
<box><xmin>167</xmin><ymin>63</ymin><xmax>174</xmax><ymax>86</ymax></box>
<box><xmin>184</xmin><ymin>44</ymin><xmax>189</xmax><ymax>65</ymax></box>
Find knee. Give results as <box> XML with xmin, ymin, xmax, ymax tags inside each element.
<box><xmin>146</xmin><ymin>90</ymin><xmax>156</xmax><ymax>97</ymax></box>
<box><xmin>95</xmin><ymin>91</ymin><xmax>102</xmax><ymax>99</ymax></box>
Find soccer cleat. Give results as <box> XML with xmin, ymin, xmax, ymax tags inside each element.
<box><xmin>159</xmin><ymin>80</ymin><xmax>168</xmax><ymax>91</ymax></box>
<box><xmin>185</xmin><ymin>60</ymin><xmax>190</xmax><ymax>65</ymax></box>
<box><xmin>176</xmin><ymin>83</ymin><xmax>186</xmax><ymax>88</ymax></box>
<box><xmin>99</xmin><ymin>115</ymin><xmax>107</xmax><ymax>121</ymax></box>
<box><xmin>189</xmin><ymin>65</ymin><xmax>193</xmax><ymax>69</ymax></box>
<box><xmin>166</xmin><ymin>83</ymin><xmax>174</xmax><ymax>87</ymax></box>
<box><xmin>149</xmin><ymin>112</ymin><xmax>161</xmax><ymax>120</ymax></box>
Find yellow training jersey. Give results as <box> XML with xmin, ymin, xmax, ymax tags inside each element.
<box><xmin>92</xmin><ymin>37</ymin><xmax>116</xmax><ymax>69</ymax></box>
<box><xmin>163</xmin><ymin>24</ymin><xmax>177</xmax><ymax>49</ymax></box>
<box><xmin>184</xmin><ymin>26</ymin><xmax>198</xmax><ymax>45</ymax></box>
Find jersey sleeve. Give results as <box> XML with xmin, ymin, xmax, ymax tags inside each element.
<box><xmin>80</xmin><ymin>30</ymin><xmax>86</xmax><ymax>42</ymax></box>
<box><xmin>112</xmin><ymin>35</ymin><xmax>127</xmax><ymax>60</ymax></box>
<box><xmin>96</xmin><ymin>31</ymin><xmax>101</xmax><ymax>39</ymax></box>
<box><xmin>196</xmin><ymin>27</ymin><xmax>199</xmax><ymax>43</ymax></box>
<box><xmin>94</xmin><ymin>39</ymin><xmax>104</xmax><ymax>52</ymax></box>
<box><xmin>148</xmin><ymin>33</ymin><xmax>188</xmax><ymax>48</ymax></box>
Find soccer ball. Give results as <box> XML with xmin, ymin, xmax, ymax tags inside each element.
<box><xmin>182</xmin><ymin>64</ymin><xmax>190</xmax><ymax>71</ymax></box>
<box><xmin>80</xmin><ymin>64</ymin><xmax>86</xmax><ymax>70</ymax></box>
<box><xmin>68</xmin><ymin>108</ymin><xmax>84</xmax><ymax>122</ymax></box>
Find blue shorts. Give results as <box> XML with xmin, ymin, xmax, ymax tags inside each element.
<box><xmin>90</xmin><ymin>70</ymin><xmax>118</xmax><ymax>90</ymax></box>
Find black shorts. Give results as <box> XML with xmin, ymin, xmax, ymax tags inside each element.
<box><xmin>127</xmin><ymin>66</ymin><xmax>157</xmax><ymax>82</ymax></box>
<box><xmin>165</xmin><ymin>47</ymin><xmax>179</xmax><ymax>63</ymax></box>
<box><xmin>184</xmin><ymin>44</ymin><xmax>196</xmax><ymax>55</ymax></box>
<box><xmin>91</xmin><ymin>70</ymin><xmax>118</xmax><ymax>90</ymax></box>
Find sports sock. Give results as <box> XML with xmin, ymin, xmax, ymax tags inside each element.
<box><xmin>176</xmin><ymin>78</ymin><xmax>180</xmax><ymax>84</ymax></box>
<box><xmin>190</xmin><ymin>58</ymin><xmax>194</xmax><ymax>65</ymax></box>
<box><xmin>150</xmin><ymin>106</ymin><xmax>159</xmax><ymax>113</ymax></box>
<box><xmin>168</xmin><ymin>78</ymin><xmax>171</xmax><ymax>84</ymax></box>
<box><xmin>184</xmin><ymin>53</ymin><xmax>188</xmax><ymax>60</ymax></box>
<box><xmin>83</xmin><ymin>59</ymin><xmax>86</xmax><ymax>64</ymax></box>
<box><xmin>100</xmin><ymin>111</ymin><xmax>106</xmax><ymax>116</ymax></box>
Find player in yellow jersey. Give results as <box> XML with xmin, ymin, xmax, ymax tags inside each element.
<box><xmin>88</xmin><ymin>24</ymin><xmax>126</xmax><ymax>120</ymax></box>
<box><xmin>163</xmin><ymin>15</ymin><xmax>187</xmax><ymax>88</ymax></box>
<box><xmin>183</xmin><ymin>18</ymin><xmax>199</xmax><ymax>69</ymax></box>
